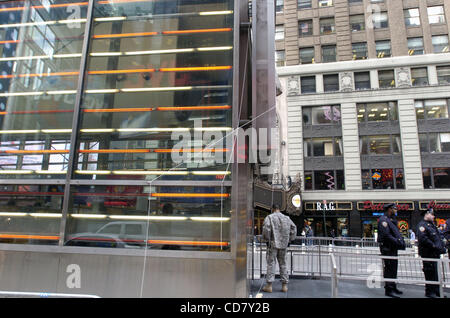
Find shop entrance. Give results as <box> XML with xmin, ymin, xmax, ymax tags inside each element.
<box><xmin>362</xmin><ymin>217</ymin><xmax>410</xmax><ymax>238</ymax></box>
<box><xmin>305</xmin><ymin>217</ymin><xmax>349</xmax><ymax>237</ymax></box>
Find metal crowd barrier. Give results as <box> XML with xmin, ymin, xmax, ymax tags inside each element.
<box><xmin>328</xmin><ymin>254</ymin><xmax>450</xmax><ymax>298</ymax></box>
<box><xmin>248</xmin><ymin>235</ymin><xmax>448</xmax><ymax>297</ymax></box>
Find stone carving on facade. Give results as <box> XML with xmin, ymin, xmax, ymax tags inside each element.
<box><xmin>287</xmin><ymin>76</ymin><xmax>300</xmax><ymax>96</ymax></box>
<box><xmin>395</xmin><ymin>67</ymin><xmax>411</xmax><ymax>88</ymax></box>
<box><xmin>339</xmin><ymin>72</ymin><xmax>354</xmax><ymax>92</ymax></box>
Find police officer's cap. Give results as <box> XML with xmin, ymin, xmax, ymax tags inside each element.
<box><xmin>384</xmin><ymin>203</ymin><xmax>397</xmax><ymax>211</ymax></box>
<box><xmin>420</xmin><ymin>208</ymin><xmax>434</xmax><ymax>216</ymax></box>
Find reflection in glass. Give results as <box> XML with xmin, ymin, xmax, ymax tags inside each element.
<box><xmin>0</xmin><ymin>0</ymin><xmax>87</xmax><ymax>178</ymax></box>
<box><xmin>66</xmin><ymin>185</ymin><xmax>231</xmax><ymax>250</ymax></box>
<box><xmin>75</xmin><ymin>0</ymin><xmax>234</xmax><ymax>181</ymax></box>
<box><xmin>0</xmin><ymin>184</ymin><xmax>63</xmax><ymax>245</ymax></box>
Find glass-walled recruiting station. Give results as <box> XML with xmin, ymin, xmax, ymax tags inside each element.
<box><xmin>0</xmin><ymin>0</ymin><xmax>250</xmax><ymax>297</ymax></box>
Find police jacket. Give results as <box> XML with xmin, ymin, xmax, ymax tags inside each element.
<box><xmin>377</xmin><ymin>215</ymin><xmax>405</xmax><ymax>250</ymax></box>
<box><xmin>417</xmin><ymin>220</ymin><xmax>447</xmax><ymax>258</ymax></box>
<box><xmin>262</xmin><ymin>211</ymin><xmax>297</xmax><ymax>249</ymax></box>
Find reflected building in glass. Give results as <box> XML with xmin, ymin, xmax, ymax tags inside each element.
<box><xmin>0</xmin><ymin>0</ymin><xmax>251</xmax><ymax>297</ymax></box>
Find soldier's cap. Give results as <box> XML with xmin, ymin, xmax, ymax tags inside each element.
<box><xmin>420</xmin><ymin>208</ymin><xmax>434</xmax><ymax>216</ymax></box>
<box><xmin>384</xmin><ymin>203</ymin><xmax>397</xmax><ymax>210</ymax></box>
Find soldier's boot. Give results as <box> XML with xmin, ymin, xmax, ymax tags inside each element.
<box><xmin>262</xmin><ymin>282</ymin><xmax>272</xmax><ymax>293</ymax></box>
<box><xmin>281</xmin><ymin>283</ymin><xmax>288</xmax><ymax>292</ymax></box>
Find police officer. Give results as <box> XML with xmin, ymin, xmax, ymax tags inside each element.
<box><xmin>261</xmin><ymin>204</ymin><xmax>297</xmax><ymax>293</ymax></box>
<box><xmin>417</xmin><ymin>209</ymin><xmax>447</xmax><ymax>298</ymax></box>
<box><xmin>377</xmin><ymin>203</ymin><xmax>406</xmax><ymax>298</ymax></box>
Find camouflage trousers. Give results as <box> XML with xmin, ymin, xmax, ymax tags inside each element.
<box><xmin>266</xmin><ymin>247</ymin><xmax>289</xmax><ymax>283</ymax></box>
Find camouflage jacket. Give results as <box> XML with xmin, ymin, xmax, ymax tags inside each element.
<box><xmin>262</xmin><ymin>212</ymin><xmax>297</xmax><ymax>249</ymax></box>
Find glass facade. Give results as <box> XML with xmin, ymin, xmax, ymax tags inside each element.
<box><xmin>0</xmin><ymin>0</ymin><xmax>235</xmax><ymax>251</ymax></box>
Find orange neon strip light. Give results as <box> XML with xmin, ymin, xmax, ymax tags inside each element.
<box><xmin>0</xmin><ymin>40</ymin><xmax>20</xmax><ymax>44</ymax></box>
<box><xmin>79</xmin><ymin>149</ymin><xmax>150</xmax><ymax>154</ymax></box>
<box><xmin>1</xmin><ymin>150</ymin><xmax>69</xmax><ymax>154</ymax></box>
<box><xmin>93</xmin><ymin>31</ymin><xmax>158</xmax><ymax>39</ymax></box>
<box><xmin>83</xmin><ymin>108</ymin><xmax>153</xmax><ymax>113</ymax></box>
<box><xmin>157</xmin><ymin>105</ymin><xmax>231</xmax><ymax>111</ymax></box>
<box><xmin>159</xmin><ymin>66</ymin><xmax>232</xmax><ymax>72</ymax></box>
<box><xmin>0</xmin><ymin>234</ymin><xmax>59</xmax><ymax>240</ymax></box>
<box><xmin>162</xmin><ymin>28</ymin><xmax>232</xmax><ymax>35</ymax></box>
<box><xmin>154</xmin><ymin>148</ymin><xmax>229</xmax><ymax>153</ymax></box>
<box><xmin>77</xmin><ymin>148</ymin><xmax>228</xmax><ymax>154</ymax></box>
<box><xmin>88</xmin><ymin>69</ymin><xmax>155</xmax><ymax>75</ymax></box>
<box><xmin>148</xmin><ymin>240</ymin><xmax>229</xmax><ymax>247</ymax></box>
<box><xmin>151</xmin><ymin>193</ymin><xmax>230</xmax><ymax>198</ymax></box>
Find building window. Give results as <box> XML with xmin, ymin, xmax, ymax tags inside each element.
<box><xmin>275</xmin><ymin>50</ymin><xmax>285</xmax><ymax>67</ymax></box>
<box><xmin>378</xmin><ymin>70</ymin><xmax>395</xmax><ymax>88</ymax></box>
<box><xmin>323</xmin><ymin>74</ymin><xmax>339</xmax><ymax>92</ymax></box>
<box><xmin>299</xmin><ymin>20</ymin><xmax>313</xmax><ymax>37</ymax></box>
<box><xmin>423</xmin><ymin>168</ymin><xmax>450</xmax><ymax>189</ymax></box>
<box><xmin>276</xmin><ymin>0</ymin><xmax>284</xmax><ymax>13</ymax></box>
<box><xmin>411</xmin><ymin>67</ymin><xmax>428</xmax><ymax>86</ymax></box>
<box><xmin>322</xmin><ymin>45</ymin><xmax>337</xmax><ymax>63</ymax></box>
<box><xmin>320</xmin><ymin>17</ymin><xmax>335</xmax><ymax>35</ymax></box>
<box><xmin>372</xmin><ymin>12</ymin><xmax>388</xmax><ymax>29</ymax></box>
<box><xmin>437</xmin><ymin>65</ymin><xmax>450</xmax><ymax>84</ymax></box>
<box><xmin>352</xmin><ymin>42</ymin><xmax>367</xmax><ymax>60</ymax></box>
<box><xmin>376</xmin><ymin>40</ymin><xmax>391</xmax><ymax>58</ymax></box>
<box><xmin>304</xmin><ymin>170</ymin><xmax>345</xmax><ymax>190</ymax></box>
<box><xmin>348</xmin><ymin>0</ymin><xmax>362</xmax><ymax>4</ymax></box>
<box><xmin>304</xmin><ymin>137</ymin><xmax>343</xmax><ymax>157</ymax></box>
<box><xmin>408</xmin><ymin>37</ymin><xmax>424</xmax><ymax>55</ymax></box>
<box><xmin>404</xmin><ymin>8</ymin><xmax>420</xmax><ymax>27</ymax></box>
<box><xmin>319</xmin><ymin>0</ymin><xmax>333</xmax><ymax>7</ymax></box>
<box><xmin>299</xmin><ymin>47</ymin><xmax>315</xmax><ymax>64</ymax></box>
<box><xmin>357</xmin><ymin>102</ymin><xmax>398</xmax><ymax>122</ymax></box>
<box><xmin>428</xmin><ymin>6</ymin><xmax>446</xmax><ymax>24</ymax></box>
<box><xmin>354</xmin><ymin>72</ymin><xmax>371</xmax><ymax>90</ymax></box>
<box><xmin>302</xmin><ymin>105</ymin><xmax>341</xmax><ymax>125</ymax></box>
<box><xmin>360</xmin><ymin>135</ymin><xmax>402</xmax><ymax>155</ymax></box>
<box><xmin>419</xmin><ymin>133</ymin><xmax>450</xmax><ymax>153</ymax></box>
<box><xmin>301</xmin><ymin>76</ymin><xmax>316</xmax><ymax>94</ymax></box>
<box><xmin>415</xmin><ymin>99</ymin><xmax>449</xmax><ymax>119</ymax></box>
<box><xmin>298</xmin><ymin>0</ymin><xmax>312</xmax><ymax>9</ymax></box>
<box><xmin>275</xmin><ymin>25</ymin><xmax>285</xmax><ymax>40</ymax></box>
<box><xmin>432</xmin><ymin>35</ymin><xmax>449</xmax><ymax>53</ymax></box>
<box><xmin>350</xmin><ymin>14</ymin><xmax>365</xmax><ymax>32</ymax></box>
<box><xmin>362</xmin><ymin>169</ymin><xmax>404</xmax><ymax>190</ymax></box>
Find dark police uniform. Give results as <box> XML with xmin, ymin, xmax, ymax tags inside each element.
<box><xmin>417</xmin><ymin>219</ymin><xmax>447</xmax><ymax>297</ymax></box>
<box><xmin>377</xmin><ymin>212</ymin><xmax>405</xmax><ymax>294</ymax></box>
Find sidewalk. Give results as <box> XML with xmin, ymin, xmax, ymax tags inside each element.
<box><xmin>250</xmin><ymin>277</ymin><xmax>448</xmax><ymax>298</ymax></box>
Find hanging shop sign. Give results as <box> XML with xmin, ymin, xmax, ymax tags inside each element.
<box><xmin>419</xmin><ymin>201</ymin><xmax>450</xmax><ymax>211</ymax></box>
<box><xmin>285</xmin><ymin>176</ymin><xmax>303</xmax><ymax>216</ymax></box>
<box><xmin>357</xmin><ymin>201</ymin><xmax>414</xmax><ymax>211</ymax></box>
<box><xmin>304</xmin><ymin>201</ymin><xmax>352</xmax><ymax>212</ymax></box>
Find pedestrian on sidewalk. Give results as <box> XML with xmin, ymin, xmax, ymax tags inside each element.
<box><xmin>377</xmin><ymin>203</ymin><xmax>406</xmax><ymax>298</ymax></box>
<box><xmin>417</xmin><ymin>209</ymin><xmax>447</xmax><ymax>298</ymax></box>
<box><xmin>261</xmin><ymin>204</ymin><xmax>297</xmax><ymax>293</ymax></box>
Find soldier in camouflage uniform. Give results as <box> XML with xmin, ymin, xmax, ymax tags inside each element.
<box><xmin>262</xmin><ymin>205</ymin><xmax>297</xmax><ymax>293</ymax></box>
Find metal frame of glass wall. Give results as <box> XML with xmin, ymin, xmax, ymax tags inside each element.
<box><xmin>0</xmin><ymin>0</ymin><xmax>248</xmax><ymax>257</ymax></box>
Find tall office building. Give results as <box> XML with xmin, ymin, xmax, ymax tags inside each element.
<box><xmin>274</xmin><ymin>0</ymin><xmax>450</xmax><ymax>238</ymax></box>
